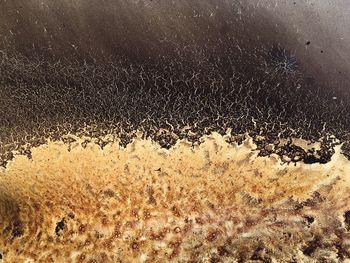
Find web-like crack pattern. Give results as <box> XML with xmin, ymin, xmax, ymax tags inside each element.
<box><xmin>0</xmin><ymin>44</ymin><xmax>349</xmax><ymax>166</ymax></box>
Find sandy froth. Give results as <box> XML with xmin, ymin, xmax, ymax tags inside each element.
<box><xmin>0</xmin><ymin>133</ymin><xmax>350</xmax><ymax>262</ymax></box>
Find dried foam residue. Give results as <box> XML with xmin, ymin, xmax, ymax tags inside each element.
<box><xmin>0</xmin><ymin>133</ymin><xmax>349</xmax><ymax>262</ymax></box>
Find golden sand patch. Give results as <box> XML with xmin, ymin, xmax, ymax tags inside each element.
<box><xmin>0</xmin><ymin>133</ymin><xmax>349</xmax><ymax>262</ymax></box>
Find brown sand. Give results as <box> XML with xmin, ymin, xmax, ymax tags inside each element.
<box><xmin>0</xmin><ymin>133</ymin><xmax>349</xmax><ymax>262</ymax></box>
